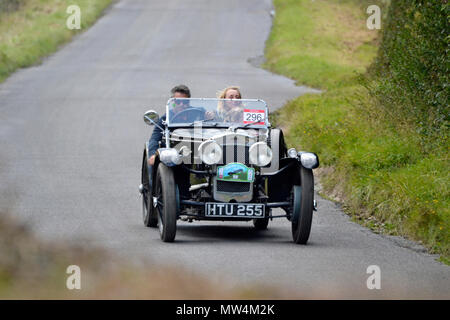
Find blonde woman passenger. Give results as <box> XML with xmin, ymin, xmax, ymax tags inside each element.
<box><xmin>216</xmin><ymin>86</ymin><xmax>244</xmax><ymax>123</ymax></box>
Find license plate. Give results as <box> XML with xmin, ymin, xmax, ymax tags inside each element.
<box><xmin>205</xmin><ymin>203</ymin><xmax>265</xmax><ymax>218</ymax></box>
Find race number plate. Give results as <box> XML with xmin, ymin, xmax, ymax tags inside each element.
<box><xmin>243</xmin><ymin>109</ymin><xmax>265</xmax><ymax>125</ymax></box>
<box><xmin>205</xmin><ymin>203</ymin><xmax>265</xmax><ymax>218</ymax></box>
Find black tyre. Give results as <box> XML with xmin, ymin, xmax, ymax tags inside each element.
<box><xmin>142</xmin><ymin>152</ymin><xmax>157</xmax><ymax>227</ymax></box>
<box><xmin>142</xmin><ymin>193</ymin><xmax>158</xmax><ymax>227</ymax></box>
<box><xmin>253</xmin><ymin>217</ymin><xmax>269</xmax><ymax>230</ymax></box>
<box><xmin>155</xmin><ymin>164</ymin><xmax>178</xmax><ymax>242</ymax></box>
<box><xmin>291</xmin><ymin>166</ymin><xmax>314</xmax><ymax>244</ymax></box>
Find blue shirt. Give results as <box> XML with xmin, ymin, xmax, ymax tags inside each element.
<box><xmin>148</xmin><ymin>114</ymin><xmax>167</xmax><ymax>156</ymax></box>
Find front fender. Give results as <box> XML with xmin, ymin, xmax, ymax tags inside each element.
<box><xmin>267</xmin><ymin>158</ymin><xmax>300</xmax><ymax>202</ymax></box>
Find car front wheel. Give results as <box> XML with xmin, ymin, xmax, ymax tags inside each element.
<box><xmin>155</xmin><ymin>163</ymin><xmax>178</xmax><ymax>242</ymax></box>
<box><xmin>291</xmin><ymin>166</ymin><xmax>314</xmax><ymax>244</ymax></box>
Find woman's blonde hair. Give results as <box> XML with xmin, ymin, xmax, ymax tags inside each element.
<box><xmin>217</xmin><ymin>86</ymin><xmax>242</xmax><ymax>99</ymax></box>
<box><xmin>217</xmin><ymin>86</ymin><xmax>242</xmax><ymax>114</ymax></box>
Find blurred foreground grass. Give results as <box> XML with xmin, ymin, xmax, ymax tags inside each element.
<box><xmin>0</xmin><ymin>212</ymin><xmax>293</xmax><ymax>299</ymax></box>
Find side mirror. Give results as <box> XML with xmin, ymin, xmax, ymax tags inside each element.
<box><xmin>143</xmin><ymin>110</ymin><xmax>160</xmax><ymax>126</ymax></box>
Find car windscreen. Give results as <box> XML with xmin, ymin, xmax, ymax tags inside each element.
<box><xmin>166</xmin><ymin>98</ymin><xmax>269</xmax><ymax>128</ymax></box>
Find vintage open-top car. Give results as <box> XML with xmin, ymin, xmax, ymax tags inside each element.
<box><xmin>139</xmin><ymin>98</ymin><xmax>319</xmax><ymax>243</ymax></box>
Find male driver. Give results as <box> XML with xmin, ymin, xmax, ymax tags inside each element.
<box><xmin>147</xmin><ymin>84</ymin><xmax>214</xmax><ymax>165</ymax></box>
<box><xmin>147</xmin><ymin>84</ymin><xmax>191</xmax><ymax>166</ymax></box>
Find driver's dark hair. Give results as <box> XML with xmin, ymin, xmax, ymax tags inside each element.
<box><xmin>171</xmin><ymin>84</ymin><xmax>191</xmax><ymax>98</ymax></box>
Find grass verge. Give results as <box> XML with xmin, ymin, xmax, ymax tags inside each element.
<box><xmin>0</xmin><ymin>0</ymin><xmax>113</xmax><ymax>83</ymax></box>
<box><xmin>265</xmin><ymin>0</ymin><xmax>449</xmax><ymax>261</ymax></box>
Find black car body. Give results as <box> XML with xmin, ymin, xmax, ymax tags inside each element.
<box><xmin>140</xmin><ymin>98</ymin><xmax>319</xmax><ymax>243</ymax></box>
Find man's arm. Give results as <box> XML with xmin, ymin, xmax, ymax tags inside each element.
<box><xmin>148</xmin><ymin>115</ymin><xmax>166</xmax><ymax>157</ymax></box>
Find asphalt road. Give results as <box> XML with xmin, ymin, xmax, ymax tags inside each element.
<box><xmin>0</xmin><ymin>0</ymin><xmax>448</xmax><ymax>298</ymax></box>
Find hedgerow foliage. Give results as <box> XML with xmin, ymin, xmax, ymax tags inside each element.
<box><xmin>368</xmin><ymin>0</ymin><xmax>449</xmax><ymax>143</ymax></box>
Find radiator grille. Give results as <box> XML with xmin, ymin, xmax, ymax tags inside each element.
<box><xmin>222</xmin><ymin>144</ymin><xmax>249</xmax><ymax>165</ymax></box>
<box><xmin>216</xmin><ymin>180</ymin><xmax>251</xmax><ymax>193</ymax></box>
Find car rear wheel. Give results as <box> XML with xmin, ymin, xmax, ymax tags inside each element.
<box><xmin>142</xmin><ymin>152</ymin><xmax>157</xmax><ymax>227</ymax></box>
<box><xmin>155</xmin><ymin>164</ymin><xmax>178</xmax><ymax>242</ymax></box>
<box><xmin>253</xmin><ymin>217</ymin><xmax>269</xmax><ymax>230</ymax></box>
<box><xmin>253</xmin><ymin>208</ymin><xmax>270</xmax><ymax>230</ymax></box>
<box><xmin>142</xmin><ymin>193</ymin><xmax>158</xmax><ymax>227</ymax></box>
<box><xmin>291</xmin><ymin>166</ymin><xmax>314</xmax><ymax>244</ymax></box>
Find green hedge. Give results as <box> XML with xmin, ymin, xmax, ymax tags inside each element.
<box><xmin>368</xmin><ymin>0</ymin><xmax>449</xmax><ymax>142</ymax></box>
<box><xmin>265</xmin><ymin>0</ymin><xmax>449</xmax><ymax>259</ymax></box>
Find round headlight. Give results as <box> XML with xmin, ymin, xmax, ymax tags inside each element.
<box><xmin>287</xmin><ymin>148</ymin><xmax>298</xmax><ymax>158</ymax></box>
<box><xmin>198</xmin><ymin>140</ymin><xmax>222</xmax><ymax>165</ymax></box>
<box><xmin>159</xmin><ymin>148</ymin><xmax>182</xmax><ymax>166</ymax></box>
<box><xmin>299</xmin><ymin>152</ymin><xmax>319</xmax><ymax>169</ymax></box>
<box><xmin>249</xmin><ymin>142</ymin><xmax>272</xmax><ymax>166</ymax></box>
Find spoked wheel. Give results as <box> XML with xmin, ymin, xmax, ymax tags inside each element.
<box><xmin>142</xmin><ymin>153</ymin><xmax>157</xmax><ymax>227</ymax></box>
<box><xmin>154</xmin><ymin>164</ymin><xmax>178</xmax><ymax>242</ymax></box>
<box><xmin>291</xmin><ymin>166</ymin><xmax>314</xmax><ymax>244</ymax></box>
